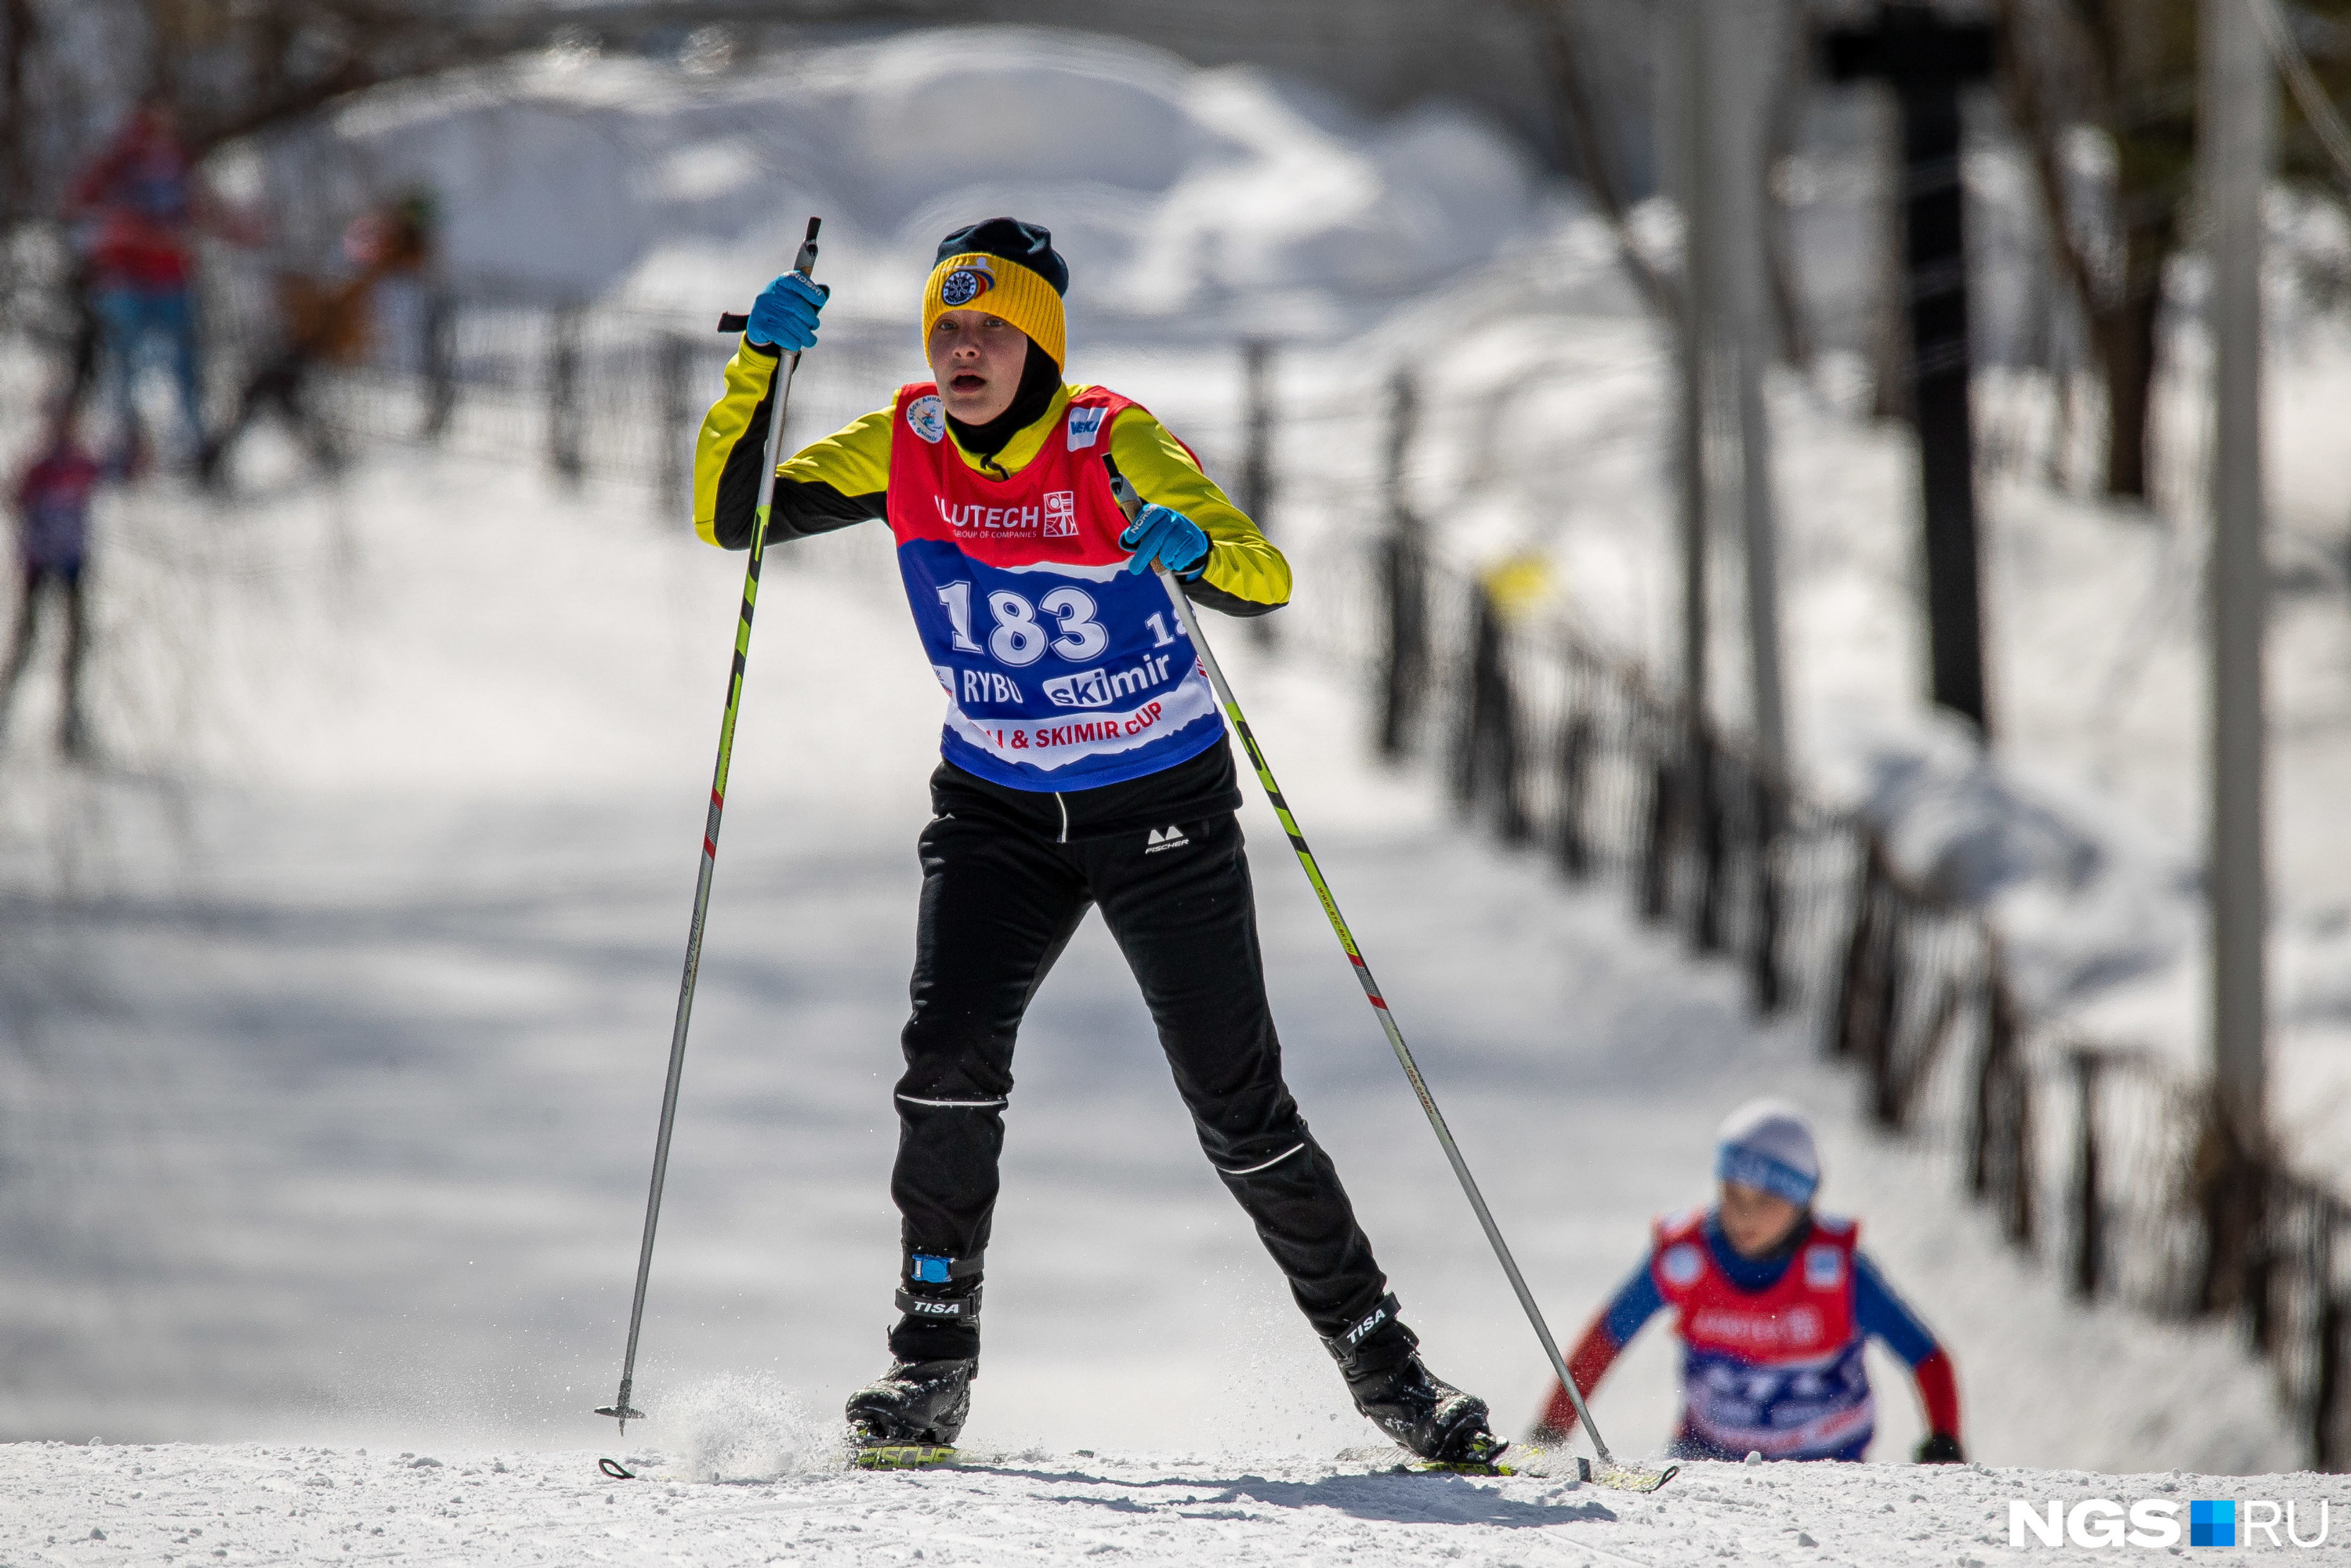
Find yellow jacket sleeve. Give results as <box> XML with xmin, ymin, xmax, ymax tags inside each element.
<box><xmin>693</xmin><ymin>339</ymin><xmax>893</xmax><ymax>548</ymax></box>
<box><xmin>1107</xmin><ymin>407</ymin><xmax>1291</xmax><ymax>615</ymax></box>
<box><xmin>775</xmin><ymin>404</ymin><xmax>894</xmax><ymax>496</ymax></box>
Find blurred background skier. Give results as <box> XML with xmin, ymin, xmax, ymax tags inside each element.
<box><xmin>198</xmin><ymin>191</ymin><xmax>438</xmax><ymax>488</ymax></box>
<box><xmin>692</xmin><ymin>216</ymin><xmax>1503</xmax><ymax>1465</ymax></box>
<box><xmin>2</xmin><ymin>404</ymin><xmax>108</xmax><ymax>757</ymax></box>
<box><xmin>1531</xmin><ymin>1099</ymin><xmax>1965</xmax><ymax>1464</ymax></box>
<box><xmin>67</xmin><ymin>94</ymin><xmax>245</xmax><ymax>470</ymax></box>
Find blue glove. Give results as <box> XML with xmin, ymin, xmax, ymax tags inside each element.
<box><xmin>1120</xmin><ymin>503</ymin><xmax>1210</xmax><ymax>578</ymax></box>
<box><xmin>746</xmin><ymin>271</ymin><xmax>828</xmax><ymax>351</ymax></box>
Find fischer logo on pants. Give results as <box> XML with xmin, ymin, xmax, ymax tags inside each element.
<box><xmin>1145</xmin><ymin>826</ymin><xmax>1190</xmax><ymax>854</ymax></box>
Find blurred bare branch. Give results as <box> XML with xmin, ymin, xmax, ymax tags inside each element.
<box><xmin>1995</xmin><ymin>0</ymin><xmax>2351</xmax><ymax>501</ymax></box>
<box><xmin>1508</xmin><ymin>0</ymin><xmax>1683</xmax><ymax>326</ymax></box>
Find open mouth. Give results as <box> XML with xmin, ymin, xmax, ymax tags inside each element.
<box><xmin>949</xmin><ymin>372</ymin><xmax>987</xmax><ymax>391</ymax></box>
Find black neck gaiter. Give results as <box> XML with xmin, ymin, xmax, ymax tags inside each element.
<box><xmin>946</xmin><ymin>338</ymin><xmax>1063</xmax><ymax>463</ymax></box>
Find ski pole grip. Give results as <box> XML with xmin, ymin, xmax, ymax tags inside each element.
<box><xmin>1101</xmin><ymin>454</ymin><xmax>1143</xmax><ymax>523</ymax></box>
<box><xmin>714</xmin><ymin>216</ymin><xmax>824</xmax><ymax>334</ymax></box>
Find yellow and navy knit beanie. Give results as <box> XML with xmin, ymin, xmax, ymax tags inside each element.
<box><xmin>922</xmin><ymin>217</ymin><xmax>1068</xmax><ymax>368</ymax></box>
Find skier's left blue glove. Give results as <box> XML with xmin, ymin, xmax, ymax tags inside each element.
<box><xmin>745</xmin><ymin>271</ymin><xmax>829</xmax><ymax>352</ymax></box>
<box><xmin>1120</xmin><ymin>503</ymin><xmax>1210</xmax><ymax>579</ymax></box>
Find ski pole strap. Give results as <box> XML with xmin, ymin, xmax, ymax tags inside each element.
<box><xmin>716</xmin><ymin>310</ymin><xmax>750</xmax><ymax>334</ymax></box>
<box><xmin>895</xmin><ymin>1287</ymin><xmax>983</xmax><ymax>1320</ymax></box>
<box><xmin>905</xmin><ymin>1250</ymin><xmax>985</xmax><ymax>1284</ymax></box>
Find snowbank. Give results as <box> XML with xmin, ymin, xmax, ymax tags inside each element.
<box><xmin>2</xmin><ymin>1437</ymin><xmax>2341</xmax><ymax>1566</ymax></box>
<box><xmin>267</xmin><ymin>28</ymin><xmax>1545</xmax><ymax>335</ymax></box>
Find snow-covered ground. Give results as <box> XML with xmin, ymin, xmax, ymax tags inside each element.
<box><xmin>6</xmin><ymin>1439</ymin><xmax>2346</xmax><ymax>1567</ymax></box>
<box><xmin>0</xmin><ymin>430</ymin><xmax>2302</xmax><ymax>1478</ymax></box>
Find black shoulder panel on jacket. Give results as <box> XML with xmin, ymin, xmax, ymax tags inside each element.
<box><xmin>1180</xmin><ymin>575</ymin><xmax>1283</xmax><ymax>619</ymax></box>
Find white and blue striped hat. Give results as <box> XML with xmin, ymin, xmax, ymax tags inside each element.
<box><xmin>1714</xmin><ymin>1099</ymin><xmax>1819</xmax><ymax>1207</ymax></box>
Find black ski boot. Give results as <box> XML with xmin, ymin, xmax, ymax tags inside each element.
<box><xmin>1329</xmin><ymin>1299</ymin><xmax>1505</xmax><ymax>1466</ymax></box>
<box><xmin>1348</xmin><ymin>1353</ymin><xmax>1505</xmax><ymax>1465</ymax></box>
<box><xmin>845</xmin><ymin>1356</ymin><xmax>976</xmax><ymax>1448</ymax></box>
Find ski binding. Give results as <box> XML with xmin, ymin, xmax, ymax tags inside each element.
<box><xmin>1404</xmin><ymin>1433</ymin><xmax>1515</xmax><ymax>1476</ymax></box>
<box><xmin>853</xmin><ymin>1443</ymin><xmax>958</xmax><ymax>1471</ymax></box>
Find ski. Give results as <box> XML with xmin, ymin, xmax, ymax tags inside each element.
<box><xmin>1400</xmin><ymin>1450</ymin><xmax>1676</xmax><ymax>1490</ymax></box>
<box><xmin>853</xmin><ymin>1443</ymin><xmax>958</xmax><ymax>1471</ymax></box>
<box><xmin>1590</xmin><ymin>1458</ymin><xmax>1678</xmax><ymax>1493</ymax></box>
<box><xmin>1407</xmin><ymin>1458</ymin><xmax>1518</xmax><ymax>1476</ymax></box>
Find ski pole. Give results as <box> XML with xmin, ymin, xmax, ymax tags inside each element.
<box><xmin>1102</xmin><ymin>457</ymin><xmax>1669</xmax><ymax>1491</ymax></box>
<box><xmin>597</xmin><ymin>216</ymin><xmax>822</xmax><ymax>1436</ymax></box>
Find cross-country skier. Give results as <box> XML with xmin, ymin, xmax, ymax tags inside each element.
<box><xmin>200</xmin><ymin>191</ymin><xmax>438</xmax><ymax>488</ymax></box>
<box><xmin>692</xmin><ymin>217</ymin><xmax>1502</xmax><ymax>1465</ymax></box>
<box><xmin>67</xmin><ymin>96</ymin><xmax>212</xmax><ymax>466</ymax></box>
<box><xmin>1531</xmin><ymin>1099</ymin><xmax>1964</xmax><ymax>1464</ymax></box>
<box><xmin>2</xmin><ymin>405</ymin><xmax>107</xmax><ymax>755</ymax></box>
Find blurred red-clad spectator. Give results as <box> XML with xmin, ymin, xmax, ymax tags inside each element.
<box><xmin>2</xmin><ymin>405</ymin><xmax>111</xmax><ymax>756</ymax></box>
<box><xmin>67</xmin><ymin>96</ymin><xmax>257</xmax><ymax>466</ymax></box>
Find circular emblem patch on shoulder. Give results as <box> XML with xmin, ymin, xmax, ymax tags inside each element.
<box><xmin>939</xmin><ymin>266</ymin><xmax>991</xmax><ymax>307</ymax></box>
<box><xmin>906</xmin><ymin>394</ymin><xmax>947</xmax><ymax>444</ymax></box>
<box><xmin>1660</xmin><ymin>1243</ymin><xmax>1704</xmax><ymax>1287</ymax></box>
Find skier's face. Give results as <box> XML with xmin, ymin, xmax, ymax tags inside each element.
<box><xmin>1718</xmin><ymin>1180</ymin><xmax>1802</xmax><ymax>1259</ymax></box>
<box><xmin>928</xmin><ymin>310</ymin><xmax>1029</xmax><ymax>424</ymax></box>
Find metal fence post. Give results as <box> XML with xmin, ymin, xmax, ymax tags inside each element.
<box><xmin>1241</xmin><ymin>338</ymin><xmax>1276</xmax><ymax>650</ymax></box>
<box><xmin>658</xmin><ymin>332</ymin><xmax>692</xmax><ymax>520</ymax></box>
<box><xmin>1376</xmin><ymin>368</ymin><xmax>1425</xmax><ymax>760</ymax></box>
<box><xmin>1455</xmin><ymin>589</ymin><xmax>1523</xmax><ymax>839</ymax></box>
<box><xmin>1640</xmin><ymin>737</ymin><xmax>1676</xmax><ymax>924</ymax></box>
<box><xmin>422</xmin><ymin>290</ymin><xmax>457</xmax><ymax>441</ymax></box>
<box><xmin>1690</xmin><ymin>726</ymin><xmax>1725</xmax><ymax>953</ymax></box>
<box><xmin>1482</xmin><ymin>602</ymin><xmax>1529</xmax><ymax>844</ymax></box>
<box><xmin>1833</xmin><ymin>835</ymin><xmax>1886</xmax><ymax>1060</ymax></box>
<box><xmin>2197</xmin><ymin>1094</ymin><xmax>2269</xmax><ymax>1319</ymax></box>
<box><xmin>1746</xmin><ymin>770</ymin><xmax>1783</xmax><ymax>1012</ymax></box>
<box><xmin>2317</xmin><ymin>1287</ymin><xmax>2343</xmax><ymax>1470</ymax></box>
<box><xmin>2316</xmin><ymin>1207</ymin><xmax>2345</xmax><ymax>1470</ymax></box>
<box><xmin>2070</xmin><ymin>1049</ymin><xmax>2103</xmax><ymax>1300</ymax></box>
<box><xmin>1556</xmin><ymin>698</ymin><xmax>1596</xmax><ymax>880</ymax></box>
<box><xmin>548</xmin><ymin>303</ymin><xmax>584</xmax><ymax>484</ymax></box>
<box><xmin>1970</xmin><ymin>953</ymin><xmax>2034</xmax><ymax>1248</ymax></box>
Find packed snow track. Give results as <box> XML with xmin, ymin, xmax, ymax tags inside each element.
<box><xmin>8</xmin><ymin>1439</ymin><xmax>2342</xmax><ymax>1566</ymax></box>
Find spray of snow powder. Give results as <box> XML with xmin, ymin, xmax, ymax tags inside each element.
<box><xmin>657</xmin><ymin>1374</ymin><xmax>842</xmax><ymax>1482</ymax></box>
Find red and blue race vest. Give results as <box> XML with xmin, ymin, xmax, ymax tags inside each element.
<box><xmin>16</xmin><ymin>450</ymin><xmax>101</xmax><ymax>571</ymax></box>
<box><xmin>1650</xmin><ymin>1208</ymin><xmax>1874</xmax><ymax>1459</ymax></box>
<box><xmin>885</xmin><ymin>382</ymin><xmax>1223</xmax><ymax>791</ymax></box>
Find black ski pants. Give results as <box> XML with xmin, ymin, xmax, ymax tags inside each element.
<box><xmin>887</xmin><ymin>748</ymin><xmax>1392</xmax><ymax>1362</ymax></box>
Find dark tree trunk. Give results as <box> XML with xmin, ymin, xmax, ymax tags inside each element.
<box><xmin>2094</xmin><ymin>277</ymin><xmax>2162</xmax><ymax>502</ymax></box>
<box><xmin>0</xmin><ymin>0</ymin><xmax>35</xmax><ymax>228</ymax></box>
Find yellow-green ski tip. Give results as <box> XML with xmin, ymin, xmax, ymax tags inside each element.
<box><xmin>853</xmin><ymin>1443</ymin><xmax>958</xmax><ymax>1471</ymax></box>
